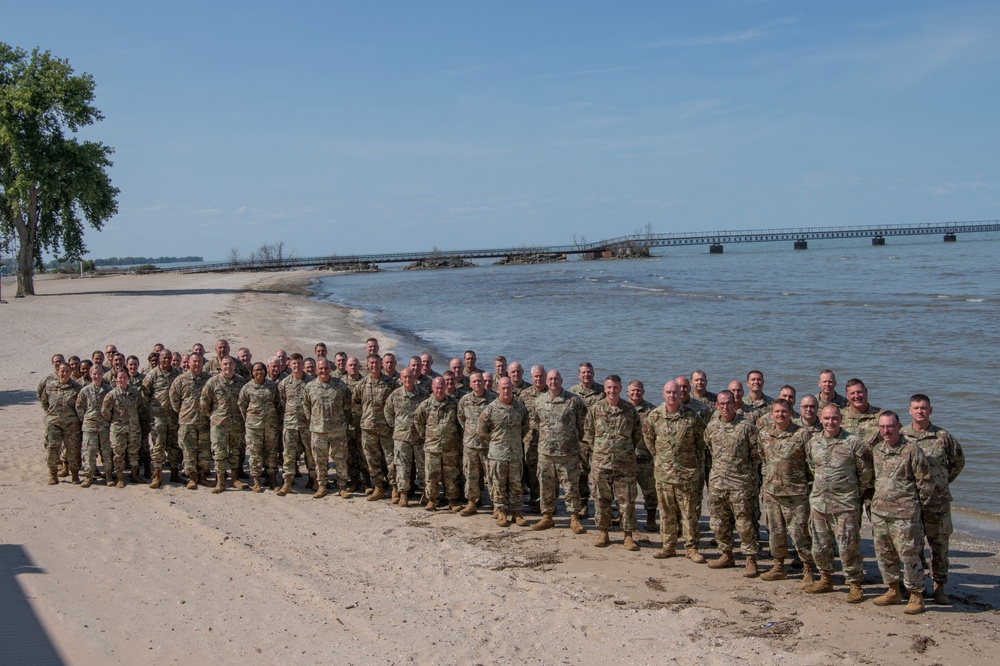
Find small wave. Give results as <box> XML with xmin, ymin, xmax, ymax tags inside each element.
<box><xmin>619</xmin><ymin>284</ymin><xmax>666</xmax><ymax>293</ymax></box>
<box><xmin>967</xmin><ymin>298</ymin><xmax>985</xmax><ymax>303</ymax></box>
<box><xmin>935</xmin><ymin>294</ymin><xmax>953</xmax><ymax>299</ymax></box>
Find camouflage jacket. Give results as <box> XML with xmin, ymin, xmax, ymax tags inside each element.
<box><xmin>204</xmin><ymin>355</ymin><xmax>250</xmax><ymax>380</ymax></box>
<box><xmin>76</xmin><ymin>381</ymin><xmax>112</xmax><ymax>432</ymax></box>
<box><xmin>817</xmin><ymin>392</ymin><xmax>848</xmax><ymax>411</ymax></box>
<box><xmin>238</xmin><ymin>379</ymin><xmax>282</xmax><ymax>430</ymax></box>
<box><xmin>40</xmin><ymin>379</ymin><xmax>81</xmax><ymax>426</ymax></box>
<box><xmin>302</xmin><ymin>377</ymin><xmax>352</xmax><ymax>435</ymax></box>
<box><xmin>384</xmin><ymin>385</ymin><xmax>429</xmax><ymax>442</ymax></box>
<box><xmin>530</xmin><ymin>389</ymin><xmax>586</xmax><ymax>458</ymax></box>
<box><xmin>457</xmin><ymin>390</ymin><xmax>496</xmax><ymax>450</ymax></box>
<box><xmin>705</xmin><ymin>414</ymin><xmax>760</xmax><ymax>492</ymax></box>
<box><xmin>806</xmin><ymin>429</ymin><xmax>873</xmax><ymax>513</ymax></box>
<box><xmin>871</xmin><ymin>439</ymin><xmax>934</xmax><ymax>520</ymax></box>
<box><xmin>583</xmin><ymin>399</ymin><xmax>641</xmax><ymax>473</ymax></box>
<box><xmin>632</xmin><ymin>399</ymin><xmax>657</xmax><ymax>460</ymax></box>
<box><xmin>840</xmin><ymin>404</ymin><xmax>884</xmax><ymax>450</ymax></box>
<box><xmin>641</xmin><ymin>405</ymin><xmax>706</xmax><ymax>485</ymax></box>
<box><xmin>518</xmin><ymin>385</ymin><xmax>546</xmax><ymax>446</ymax></box>
<box><xmin>792</xmin><ymin>416</ymin><xmax>821</xmax><ymax>435</ymax></box>
<box><xmin>168</xmin><ymin>371</ymin><xmax>211</xmax><ymax>426</ymax></box>
<box><xmin>101</xmin><ymin>385</ymin><xmax>141</xmax><ymax>430</ymax></box>
<box><xmin>278</xmin><ymin>374</ymin><xmax>312</xmax><ymax>431</ymax></box>
<box><xmin>759</xmin><ymin>422</ymin><xmax>812</xmax><ymax>497</ymax></box>
<box><xmin>414</xmin><ymin>395</ymin><xmax>462</xmax><ymax>454</ymax></box>
<box><xmin>568</xmin><ymin>382</ymin><xmax>605</xmax><ymax>408</ymax></box>
<box><xmin>201</xmin><ymin>373</ymin><xmax>247</xmax><ymax>427</ymax></box>
<box><xmin>900</xmin><ymin>423</ymin><xmax>965</xmax><ymax>507</ymax></box>
<box><xmin>478</xmin><ymin>399</ymin><xmax>530</xmax><ymax>462</ymax></box>
<box><xmin>143</xmin><ymin>366</ymin><xmax>182</xmax><ymax>418</ymax></box>
<box><xmin>352</xmin><ymin>374</ymin><xmax>399</xmax><ymax>433</ymax></box>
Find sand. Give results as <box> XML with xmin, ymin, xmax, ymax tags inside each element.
<box><xmin>1</xmin><ymin>270</ymin><xmax>998</xmax><ymax>665</ymax></box>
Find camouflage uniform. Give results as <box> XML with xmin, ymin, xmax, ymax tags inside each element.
<box><xmin>278</xmin><ymin>373</ymin><xmax>316</xmax><ymax>482</ymax></box>
<box><xmin>352</xmin><ymin>374</ymin><xmax>399</xmax><ymax>490</ymax></box>
<box><xmin>792</xmin><ymin>416</ymin><xmax>822</xmax><ymax>435</ymax></box>
<box><xmin>479</xmin><ymin>398</ymin><xmax>530</xmax><ymax>515</ymax></box>
<box><xmin>705</xmin><ymin>414</ymin><xmax>760</xmax><ymax>556</ymax></box>
<box><xmin>643</xmin><ymin>405</ymin><xmax>706</xmax><ymax>549</ymax></box>
<box><xmin>384</xmin><ymin>384</ymin><xmax>429</xmax><ymax>494</ymax></box>
<box><xmin>204</xmin><ymin>355</ymin><xmax>251</xmax><ymax>380</ymax></box>
<box><xmin>530</xmin><ymin>390</ymin><xmax>587</xmax><ymax>516</ymax></box>
<box><xmin>632</xmin><ymin>400</ymin><xmax>659</xmax><ymax>523</ymax></box>
<box><xmin>744</xmin><ymin>393</ymin><xmax>774</xmax><ymax>413</ymax></box>
<box><xmin>457</xmin><ymin>389</ymin><xmax>496</xmax><ymax>504</ymax></box>
<box><xmin>101</xmin><ymin>384</ymin><xmax>142</xmax><ymax>472</ymax></box>
<box><xmin>76</xmin><ymin>380</ymin><xmax>112</xmax><ymax>477</ymax></box>
<box><xmin>817</xmin><ymin>392</ymin><xmax>848</xmax><ymax>411</ymax></box>
<box><xmin>128</xmin><ymin>372</ymin><xmax>152</xmax><ymax>473</ymax></box>
<box><xmin>568</xmin><ymin>382</ymin><xmax>603</xmax><ymax>506</ymax></box>
<box><xmin>142</xmin><ymin>366</ymin><xmax>182</xmax><ymax>470</ymax></box>
<box><xmin>168</xmin><ymin>371</ymin><xmax>212</xmax><ymax>477</ymax></box>
<box><xmin>840</xmin><ymin>404</ymin><xmax>884</xmax><ymax>452</ymax></box>
<box><xmin>341</xmin><ymin>373</ymin><xmax>366</xmax><ymax>488</ymax></box>
<box><xmin>238</xmin><ymin>379</ymin><xmax>282</xmax><ymax>478</ymax></box>
<box><xmin>901</xmin><ymin>422</ymin><xmax>965</xmax><ymax>583</ymax></box>
<box><xmin>584</xmin><ymin>399</ymin><xmax>642</xmax><ymax>531</ymax></box>
<box><xmin>519</xmin><ymin>385</ymin><xmax>545</xmax><ymax>509</ymax></box>
<box><xmin>806</xmin><ymin>429</ymin><xmax>873</xmax><ymax>584</ymax></box>
<box><xmin>758</xmin><ymin>422</ymin><xmax>814</xmax><ymax>565</ymax></box>
<box><xmin>414</xmin><ymin>395</ymin><xmax>463</xmax><ymax>504</ymax></box>
<box><xmin>202</xmin><ymin>373</ymin><xmax>247</xmax><ymax>475</ymax></box>
<box><xmin>303</xmin><ymin>377</ymin><xmax>353</xmax><ymax>489</ymax></box>
<box><xmin>872</xmin><ymin>438</ymin><xmax>934</xmax><ymax>592</ymax></box>
<box><xmin>40</xmin><ymin>378</ymin><xmax>82</xmax><ymax>474</ymax></box>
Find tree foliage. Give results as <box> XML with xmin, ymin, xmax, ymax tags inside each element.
<box><xmin>0</xmin><ymin>41</ymin><xmax>119</xmax><ymax>296</ymax></box>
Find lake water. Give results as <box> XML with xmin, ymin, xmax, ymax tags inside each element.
<box><xmin>311</xmin><ymin>234</ymin><xmax>1000</xmax><ymax>522</ymax></box>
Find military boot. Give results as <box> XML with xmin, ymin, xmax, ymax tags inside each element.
<box><xmin>801</xmin><ymin>562</ymin><xmax>814</xmax><ymax>589</ymax></box>
<box><xmin>743</xmin><ymin>555</ymin><xmax>759</xmax><ymax>578</ymax></box>
<box><xmin>424</xmin><ymin>499</ymin><xmax>438</xmax><ymax>512</ymax></box>
<box><xmin>685</xmin><ymin>547</ymin><xmax>706</xmax><ymax>564</ymax></box>
<box><xmin>368</xmin><ymin>483</ymin><xmax>386</xmax><ymax>502</ymax></box>
<box><xmin>116</xmin><ymin>469</ymin><xmax>126</xmax><ymax>489</ymax></box>
<box><xmin>198</xmin><ymin>471</ymin><xmax>213</xmax><ymax>487</ymax></box>
<box><xmin>532</xmin><ymin>513</ymin><xmax>555</xmax><ymax>531</ymax></box>
<box><xmin>623</xmin><ymin>532</ymin><xmax>639</xmax><ymax>551</ymax></box>
<box><xmin>459</xmin><ymin>501</ymin><xmax>477</xmax><ymax>517</ymax></box>
<box><xmin>570</xmin><ymin>515</ymin><xmax>586</xmax><ymax>534</ymax></box>
<box><xmin>846</xmin><ymin>582</ymin><xmax>865</xmax><ymax>604</ymax></box>
<box><xmin>106</xmin><ymin>469</ymin><xmax>115</xmax><ymax>486</ymax></box>
<box><xmin>81</xmin><ymin>474</ymin><xmax>94</xmax><ymax>488</ymax></box>
<box><xmin>212</xmin><ymin>472</ymin><xmax>226</xmax><ymax>494</ymax></box>
<box><xmin>169</xmin><ymin>466</ymin><xmax>183</xmax><ymax>484</ymax></box>
<box><xmin>513</xmin><ymin>512</ymin><xmax>531</xmax><ymax>527</ymax></box>
<box><xmin>873</xmin><ymin>581</ymin><xmax>902</xmax><ymax>606</ymax></box>
<box><xmin>904</xmin><ymin>592</ymin><xmax>925</xmax><ymax>615</ymax></box>
<box><xmin>653</xmin><ymin>544</ymin><xmax>676</xmax><ymax>559</ymax></box>
<box><xmin>71</xmin><ymin>470</ymin><xmax>81</xmax><ymax>484</ymax></box>
<box><xmin>645</xmin><ymin>513</ymin><xmax>657</xmax><ymax>532</ymax></box>
<box><xmin>267</xmin><ymin>472</ymin><xmax>278</xmax><ymax>490</ymax></box>
<box><xmin>594</xmin><ymin>529</ymin><xmax>610</xmax><ymax>547</ymax></box>
<box><xmin>142</xmin><ymin>460</ymin><xmax>153</xmax><ymax>479</ymax></box>
<box><xmin>130</xmin><ymin>468</ymin><xmax>141</xmax><ymax>484</ymax></box>
<box><xmin>391</xmin><ymin>487</ymin><xmax>400</xmax><ymax>503</ymax></box>
<box><xmin>805</xmin><ymin>571</ymin><xmax>833</xmax><ymax>594</ymax></box>
<box><xmin>58</xmin><ymin>461</ymin><xmax>69</xmax><ymax>477</ymax></box>
<box><xmin>449</xmin><ymin>501</ymin><xmax>463</xmax><ymax>513</ymax></box>
<box><xmin>760</xmin><ymin>558</ymin><xmax>788</xmax><ymax>581</ymax></box>
<box><xmin>578</xmin><ymin>503</ymin><xmax>590</xmax><ymax>519</ymax></box>
<box><xmin>708</xmin><ymin>551</ymin><xmax>736</xmax><ymax>569</ymax></box>
<box><xmin>933</xmin><ymin>582</ymin><xmax>948</xmax><ymax>605</ymax></box>
<box><xmin>47</xmin><ymin>471</ymin><xmax>59</xmax><ymax>485</ymax></box>
<box><xmin>313</xmin><ymin>483</ymin><xmax>328</xmax><ymax>499</ymax></box>
<box><xmin>232</xmin><ymin>473</ymin><xmax>247</xmax><ymax>490</ymax></box>
<box><xmin>276</xmin><ymin>476</ymin><xmax>293</xmax><ymax>496</ymax></box>
<box><xmin>396</xmin><ymin>492</ymin><xmax>408</xmax><ymax>507</ymax></box>
<box><xmin>497</xmin><ymin>512</ymin><xmax>510</xmax><ymax>527</ymax></box>
<box><xmin>149</xmin><ymin>469</ymin><xmax>162</xmax><ymax>489</ymax></box>
<box><xmin>252</xmin><ymin>476</ymin><xmax>263</xmax><ymax>493</ymax></box>
<box><xmin>186</xmin><ymin>471</ymin><xmax>198</xmax><ymax>490</ymax></box>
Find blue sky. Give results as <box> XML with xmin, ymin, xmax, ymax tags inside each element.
<box><xmin>6</xmin><ymin>1</ymin><xmax>999</xmax><ymax>260</ymax></box>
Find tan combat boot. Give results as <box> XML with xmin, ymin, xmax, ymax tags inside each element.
<box><xmin>653</xmin><ymin>545</ymin><xmax>676</xmax><ymax>559</ymax></box>
<box><xmin>391</xmin><ymin>487</ymin><xmax>400</xmax><ymax>503</ymax></box>
<box><xmin>449</xmin><ymin>501</ymin><xmax>463</xmax><ymax>513</ymax></box>
<box><xmin>251</xmin><ymin>476</ymin><xmax>263</xmax><ymax>493</ymax></box>
<box><xmin>743</xmin><ymin>555</ymin><xmax>759</xmax><ymax>578</ymax></box>
<box><xmin>232</xmin><ymin>474</ymin><xmax>247</xmax><ymax>491</ymax></box>
<box><xmin>313</xmin><ymin>484</ymin><xmax>328</xmax><ymax>499</ymax></box>
<box><xmin>57</xmin><ymin>461</ymin><xmax>69</xmax><ymax>477</ymax></box>
<box><xmin>71</xmin><ymin>470</ymin><xmax>80</xmax><ymax>484</ymax></box>
<box><xmin>800</xmin><ymin>562</ymin><xmax>814</xmax><ymax>589</ymax></box>
<box><xmin>805</xmin><ymin>571</ymin><xmax>834</xmax><ymax>593</ymax></box>
<box><xmin>80</xmin><ymin>474</ymin><xmax>94</xmax><ymax>488</ymax></box>
<box><xmin>623</xmin><ymin>532</ymin><xmax>639</xmax><ymax>551</ymax></box>
<box><xmin>276</xmin><ymin>476</ymin><xmax>293</xmax><ymax>496</ymax></box>
<box><xmin>513</xmin><ymin>512</ymin><xmax>531</xmax><ymax>527</ymax></box>
<box><xmin>760</xmin><ymin>558</ymin><xmax>788</xmax><ymax>581</ymax></box>
<box><xmin>48</xmin><ymin>471</ymin><xmax>59</xmax><ymax>485</ymax></box>
<box><xmin>424</xmin><ymin>499</ymin><xmax>438</xmax><ymax>512</ymax></box>
<box><xmin>459</xmin><ymin>501</ymin><xmax>477</xmax><ymax>517</ymax></box>
<box><xmin>594</xmin><ymin>529</ymin><xmax>610</xmax><ymax>547</ymax></box>
<box><xmin>873</xmin><ymin>581</ymin><xmax>902</xmax><ymax>606</ymax></box>
<box><xmin>186</xmin><ymin>471</ymin><xmax>198</xmax><ymax>490</ymax></box>
<box><xmin>149</xmin><ymin>469</ymin><xmax>162</xmax><ymax>489</ymax></box>
<box><xmin>497</xmin><ymin>512</ymin><xmax>510</xmax><ymax>527</ymax></box>
<box><xmin>116</xmin><ymin>470</ymin><xmax>125</xmax><ymax>489</ymax></box>
<box><xmin>708</xmin><ymin>551</ymin><xmax>736</xmax><ymax>569</ymax></box>
<box><xmin>846</xmin><ymin>582</ymin><xmax>865</xmax><ymax>604</ymax></box>
<box><xmin>106</xmin><ymin>470</ymin><xmax>115</xmax><ymax>486</ymax></box>
<box><xmin>267</xmin><ymin>472</ymin><xmax>279</xmax><ymax>490</ymax></box>
<box><xmin>169</xmin><ymin>466</ymin><xmax>183</xmax><ymax>484</ymax></box>
<box><xmin>933</xmin><ymin>582</ymin><xmax>948</xmax><ymax>605</ymax></box>
<box><xmin>570</xmin><ymin>515</ymin><xmax>586</xmax><ymax>534</ymax></box>
<box><xmin>685</xmin><ymin>547</ymin><xmax>706</xmax><ymax>564</ymax></box>
<box><xmin>368</xmin><ymin>483</ymin><xmax>386</xmax><ymax>502</ymax></box>
<box><xmin>904</xmin><ymin>591</ymin><xmax>925</xmax><ymax>615</ymax></box>
<box><xmin>532</xmin><ymin>512</ymin><xmax>555</xmax><ymax>531</ymax></box>
<box><xmin>212</xmin><ymin>472</ymin><xmax>226</xmax><ymax>494</ymax></box>
<box><xmin>130</xmin><ymin>468</ymin><xmax>141</xmax><ymax>484</ymax></box>
<box><xmin>396</xmin><ymin>492</ymin><xmax>408</xmax><ymax>506</ymax></box>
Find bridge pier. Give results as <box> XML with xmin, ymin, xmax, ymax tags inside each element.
<box><xmin>709</xmin><ymin>243</ymin><xmax>724</xmax><ymax>254</ymax></box>
<box><xmin>872</xmin><ymin>236</ymin><xmax>886</xmax><ymax>246</ymax></box>
<box><xmin>794</xmin><ymin>239</ymin><xmax>808</xmax><ymax>250</ymax></box>
<box><xmin>944</xmin><ymin>233</ymin><xmax>957</xmax><ymax>242</ymax></box>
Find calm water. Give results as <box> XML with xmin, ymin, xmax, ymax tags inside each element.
<box><xmin>312</xmin><ymin>235</ymin><xmax>1000</xmax><ymax>519</ymax></box>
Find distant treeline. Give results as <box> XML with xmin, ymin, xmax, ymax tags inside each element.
<box><xmin>85</xmin><ymin>256</ymin><xmax>203</xmax><ymax>267</ymax></box>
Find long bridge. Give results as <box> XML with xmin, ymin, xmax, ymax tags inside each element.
<box><xmin>161</xmin><ymin>219</ymin><xmax>1000</xmax><ymax>273</ymax></box>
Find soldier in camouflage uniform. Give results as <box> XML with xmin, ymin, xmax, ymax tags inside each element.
<box><xmin>530</xmin><ymin>370</ymin><xmax>587</xmax><ymax>533</ymax></box>
<box><xmin>817</xmin><ymin>369</ymin><xmax>849</xmax><ymax>411</ymax></box>
<box><xmin>143</xmin><ymin>350</ymin><xmax>183</xmax><ymax>487</ymax></box>
<box><xmin>519</xmin><ymin>365</ymin><xmax>547</xmax><ymax>514</ymax></box>
<box><xmin>757</xmin><ymin>399</ymin><xmax>815</xmax><ymax>585</ymax></box>
<box><xmin>168</xmin><ymin>353</ymin><xmax>212</xmax><ymax>489</ymax></box>
<box><xmin>76</xmin><ymin>364</ymin><xmax>113</xmax><ymax>487</ymax></box>
<box><xmin>643</xmin><ymin>381</ymin><xmax>707</xmax><ymax>562</ymax></box>
<box><xmin>794</xmin><ymin>394</ymin><xmax>821</xmax><ymax>434</ymax></box>
<box><xmin>840</xmin><ymin>379</ymin><xmax>883</xmax><ymax>451</ymax></box>
<box><xmin>705</xmin><ymin>390</ymin><xmax>761</xmax><ymax>576</ymax></box>
<box><xmin>457</xmin><ymin>372</ymin><xmax>496</xmax><ymax>516</ymax></box>
<box><xmin>584</xmin><ymin>375</ymin><xmax>642</xmax><ymax>551</ymax></box>
<box><xmin>413</xmin><ymin>376</ymin><xmax>463</xmax><ymax>511</ymax></box>
<box><xmin>204</xmin><ymin>338</ymin><xmax>251</xmax><ymax>380</ymax></box>
<box><xmin>302</xmin><ymin>358</ymin><xmax>353</xmax><ymax>499</ymax></box>
<box><xmin>102</xmin><ymin>370</ymin><xmax>142</xmax><ymax>488</ymax></box>
<box><xmin>352</xmin><ymin>354</ymin><xmax>399</xmax><ymax>501</ymax></box>
<box><xmin>902</xmin><ymin>393</ymin><xmax>965</xmax><ymax>605</ymax></box>
<box><xmin>384</xmin><ymin>367</ymin><xmax>429</xmax><ymax>507</ymax></box>
<box><xmin>690</xmin><ymin>370</ymin><xmax>717</xmax><ymax>407</ymax></box>
<box><xmin>871</xmin><ymin>411</ymin><xmax>934</xmax><ymax>614</ymax></box>
<box><xmin>507</xmin><ymin>362</ymin><xmax>529</xmax><ymax>396</ymax></box>
<box><xmin>202</xmin><ymin>356</ymin><xmax>247</xmax><ymax>493</ymax></box>
<box><xmin>342</xmin><ymin>357</ymin><xmax>368</xmax><ymax>492</ymax></box>
<box><xmin>805</xmin><ymin>404</ymin><xmax>873</xmax><ymax>603</ymax></box>
<box><xmin>479</xmin><ymin>377</ymin><xmax>531</xmax><ymax>527</ymax></box>
<box><xmin>568</xmin><ymin>362</ymin><xmax>604</xmax><ymax>519</ymax></box>
<box><xmin>125</xmin><ymin>355</ymin><xmax>153</xmax><ymax>479</ymax></box>
<box><xmin>239</xmin><ymin>362</ymin><xmax>283</xmax><ymax>492</ymax></box>
<box><xmin>628</xmin><ymin>380</ymin><xmax>658</xmax><ymax>532</ymax></box>
<box><xmin>677</xmin><ymin>376</ymin><xmax>711</xmax><ymax>426</ymax></box>
<box><xmin>40</xmin><ymin>362</ymin><xmax>81</xmax><ymax>485</ymax></box>
<box><xmin>39</xmin><ymin>354</ymin><xmax>69</xmax><ymax>477</ymax></box>
<box><xmin>332</xmin><ymin>351</ymin><xmax>349</xmax><ymax>380</ymax></box>
<box><xmin>277</xmin><ymin>353</ymin><xmax>315</xmax><ymax>495</ymax></box>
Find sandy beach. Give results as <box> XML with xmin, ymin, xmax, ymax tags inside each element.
<box><xmin>1</xmin><ymin>270</ymin><xmax>998</xmax><ymax>665</ymax></box>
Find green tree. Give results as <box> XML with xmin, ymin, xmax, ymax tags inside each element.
<box><xmin>0</xmin><ymin>42</ymin><xmax>118</xmax><ymax>297</ymax></box>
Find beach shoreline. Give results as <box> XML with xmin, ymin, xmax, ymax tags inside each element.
<box><xmin>1</xmin><ymin>270</ymin><xmax>998</xmax><ymax>665</ymax></box>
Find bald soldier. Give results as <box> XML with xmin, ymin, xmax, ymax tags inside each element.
<box><xmin>413</xmin><ymin>376</ymin><xmax>463</xmax><ymax>512</ymax></box>
<box><xmin>457</xmin><ymin>372</ymin><xmax>496</xmax><ymax>516</ymax></box>
<box><xmin>478</xmin><ymin>377</ymin><xmax>532</xmax><ymax>527</ymax></box>
<box><xmin>201</xmin><ymin>356</ymin><xmax>247</xmax><ymax>493</ymax></box>
<box><xmin>384</xmin><ymin>367</ymin><xmax>429</xmax><ymax>507</ymax></box>
<box><xmin>352</xmin><ymin>354</ymin><xmax>400</xmax><ymax>502</ymax></box>
<box><xmin>169</xmin><ymin>353</ymin><xmax>212</xmax><ymax>489</ymax></box>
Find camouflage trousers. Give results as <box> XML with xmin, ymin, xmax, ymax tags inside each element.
<box><xmin>110</xmin><ymin>423</ymin><xmax>141</xmax><ymax>471</ymax></box>
<box><xmin>636</xmin><ymin>458</ymin><xmax>658</xmax><ymax>521</ymax></box>
<box><xmin>178</xmin><ymin>423</ymin><xmax>211</xmax><ymax>476</ymax></box>
<box><xmin>211</xmin><ymin>424</ymin><xmax>244</xmax><ymax>473</ymax></box>
<box><xmin>361</xmin><ymin>429</ymin><xmax>393</xmax><ymax>488</ymax></box>
<box><xmin>464</xmin><ymin>447</ymin><xmax>489</xmax><ymax>503</ymax></box>
<box><xmin>872</xmin><ymin>514</ymin><xmax>925</xmax><ymax>591</ymax></box>
<box><xmin>922</xmin><ymin>504</ymin><xmax>953</xmax><ymax>583</ymax></box>
<box><xmin>538</xmin><ymin>453</ymin><xmax>581</xmax><ymax>516</ymax></box>
<box><xmin>578</xmin><ymin>444</ymin><xmax>592</xmax><ymax>502</ymax></box>
<box><xmin>656</xmin><ymin>480</ymin><xmax>701</xmax><ymax>549</ymax></box>
<box><xmin>139</xmin><ymin>419</ymin><xmax>151</xmax><ymax>471</ymax></box>
<box><xmin>591</xmin><ymin>467</ymin><xmax>637</xmax><ymax>531</ymax></box>
<box><xmin>151</xmin><ymin>414</ymin><xmax>181</xmax><ymax>468</ymax></box>
<box><xmin>810</xmin><ymin>508</ymin><xmax>864</xmax><ymax>583</ymax></box>
<box><xmin>762</xmin><ymin>492</ymin><xmax>813</xmax><ymax>564</ymax></box>
<box><xmin>522</xmin><ymin>441</ymin><xmax>539</xmax><ymax>504</ymax></box>
<box><xmin>281</xmin><ymin>428</ymin><xmax>316</xmax><ymax>480</ymax></box>
<box><xmin>393</xmin><ymin>439</ymin><xmax>415</xmax><ymax>493</ymax></box>
<box><xmin>489</xmin><ymin>458</ymin><xmax>523</xmax><ymax>514</ymax></box>
<box><xmin>46</xmin><ymin>421</ymin><xmax>81</xmax><ymax>473</ymax></box>
<box><xmin>425</xmin><ymin>446</ymin><xmax>462</xmax><ymax>503</ymax></box>
<box><xmin>246</xmin><ymin>425</ymin><xmax>280</xmax><ymax>477</ymax></box>
<box><xmin>82</xmin><ymin>429</ymin><xmax>111</xmax><ymax>476</ymax></box>
<box><xmin>347</xmin><ymin>426</ymin><xmax>368</xmax><ymax>488</ymax></box>
<box><xmin>312</xmin><ymin>432</ymin><xmax>349</xmax><ymax>489</ymax></box>
<box><xmin>708</xmin><ymin>486</ymin><xmax>759</xmax><ymax>555</ymax></box>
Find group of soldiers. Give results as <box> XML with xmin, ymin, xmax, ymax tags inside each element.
<box><xmin>38</xmin><ymin>340</ymin><xmax>964</xmax><ymax>615</ymax></box>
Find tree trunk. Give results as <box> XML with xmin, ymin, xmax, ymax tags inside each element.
<box><xmin>13</xmin><ymin>186</ymin><xmax>39</xmax><ymax>297</ymax></box>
